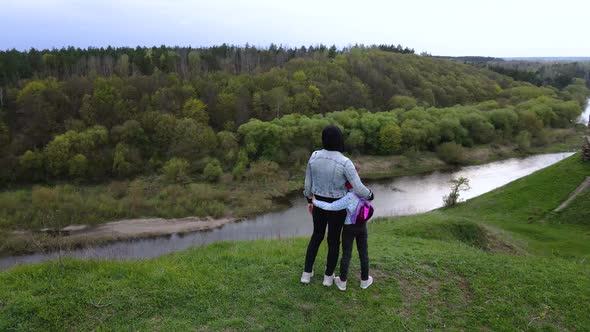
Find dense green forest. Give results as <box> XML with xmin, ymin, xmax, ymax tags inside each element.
<box><xmin>480</xmin><ymin>59</ymin><xmax>590</xmax><ymax>89</ymax></box>
<box><xmin>0</xmin><ymin>45</ymin><xmax>588</xmax><ymax>187</ymax></box>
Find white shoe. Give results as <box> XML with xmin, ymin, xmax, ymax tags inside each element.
<box><xmin>360</xmin><ymin>276</ymin><xmax>374</xmax><ymax>289</ymax></box>
<box><xmin>323</xmin><ymin>274</ymin><xmax>335</xmax><ymax>286</ymax></box>
<box><xmin>334</xmin><ymin>277</ymin><xmax>347</xmax><ymax>291</ymax></box>
<box><xmin>301</xmin><ymin>271</ymin><xmax>314</xmax><ymax>284</ymax></box>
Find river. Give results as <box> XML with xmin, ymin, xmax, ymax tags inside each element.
<box><xmin>579</xmin><ymin>98</ymin><xmax>590</xmax><ymax>125</ymax></box>
<box><xmin>0</xmin><ymin>152</ymin><xmax>574</xmax><ymax>271</ymax></box>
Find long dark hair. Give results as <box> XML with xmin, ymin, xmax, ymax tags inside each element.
<box><xmin>322</xmin><ymin>125</ymin><xmax>345</xmax><ymax>152</ymax></box>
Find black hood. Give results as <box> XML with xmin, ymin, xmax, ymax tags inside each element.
<box><xmin>322</xmin><ymin>125</ymin><xmax>344</xmax><ymax>152</ymax></box>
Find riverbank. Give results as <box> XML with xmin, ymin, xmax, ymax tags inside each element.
<box><xmin>0</xmin><ymin>127</ymin><xmax>585</xmax><ymax>256</ymax></box>
<box><xmin>1</xmin><ymin>153</ymin><xmax>588</xmax><ymax>330</ymax></box>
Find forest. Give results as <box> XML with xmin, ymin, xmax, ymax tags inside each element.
<box><xmin>483</xmin><ymin>59</ymin><xmax>590</xmax><ymax>89</ymax></box>
<box><xmin>0</xmin><ymin>45</ymin><xmax>589</xmax><ymax>187</ymax></box>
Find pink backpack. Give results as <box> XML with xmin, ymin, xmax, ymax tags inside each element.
<box><xmin>353</xmin><ymin>198</ymin><xmax>374</xmax><ymax>224</ymax></box>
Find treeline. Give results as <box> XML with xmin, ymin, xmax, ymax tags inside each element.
<box><xmin>0</xmin><ymin>44</ymin><xmax>413</xmax><ymax>85</ymax></box>
<box><xmin>0</xmin><ymin>45</ymin><xmax>588</xmax><ymax>186</ymax></box>
<box><xmin>486</xmin><ymin>61</ymin><xmax>590</xmax><ymax>89</ymax></box>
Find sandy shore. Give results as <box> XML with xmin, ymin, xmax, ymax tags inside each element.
<box><xmin>20</xmin><ymin>217</ymin><xmax>236</xmax><ymax>242</ymax></box>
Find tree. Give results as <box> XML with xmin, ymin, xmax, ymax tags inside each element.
<box><xmin>443</xmin><ymin>177</ymin><xmax>470</xmax><ymax>207</ymax></box>
<box><xmin>378</xmin><ymin>123</ymin><xmax>402</xmax><ymax>155</ymax></box>
<box><xmin>19</xmin><ymin>150</ymin><xmax>44</xmax><ymax>181</ymax></box>
<box><xmin>268</xmin><ymin>87</ymin><xmax>289</xmax><ymax>118</ymax></box>
<box><xmin>115</xmin><ymin>54</ymin><xmax>130</xmax><ymax>77</ymax></box>
<box><xmin>517</xmin><ymin>110</ymin><xmax>543</xmax><ymax>137</ymax></box>
<box><xmin>461</xmin><ymin>113</ymin><xmax>494</xmax><ymax>144</ymax></box>
<box><xmin>181</xmin><ymin>98</ymin><xmax>209</xmax><ymax>124</ymax></box>
<box><xmin>188</xmin><ymin>50</ymin><xmax>201</xmax><ymax>76</ymax></box>
<box><xmin>217</xmin><ymin>131</ymin><xmax>239</xmax><ymax>167</ymax></box>
<box><xmin>110</xmin><ymin>120</ymin><xmax>146</xmax><ymax>147</ymax></box>
<box><xmin>388</xmin><ymin>95</ymin><xmax>417</xmax><ymax>110</ymax></box>
<box><xmin>489</xmin><ymin>109</ymin><xmax>518</xmax><ymax>139</ymax></box>
<box><xmin>346</xmin><ymin>129</ymin><xmax>366</xmax><ymax>153</ymax></box>
<box><xmin>44</xmin><ymin>134</ymin><xmax>72</xmax><ymax>176</ymax></box>
<box><xmin>17</xmin><ymin>79</ymin><xmax>71</xmax><ymax>147</ymax></box>
<box><xmin>112</xmin><ymin>143</ymin><xmax>142</xmax><ymax>177</ymax></box>
<box><xmin>214</xmin><ymin>92</ymin><xmax>238</xmax><ymax>128</ymax></box>
<box><xmin>153</xmin><ymin>114</ymin><xmax>177</xmax><ymax>151</ymax></box>
<box><xmin>170</xmin><ymin>118</ymin><xmax>218</xmax><ymax>161</ymax></box>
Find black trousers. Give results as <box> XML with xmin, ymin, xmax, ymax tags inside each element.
<box><xmin>304</xmin><ymin>204</ymin><xmax>347</xmax><ymax>276</ymax></box>
<box><xmin>339</xmin><ymin>223</ymin><xmax>369</xmax><ymax>282</ymax></box>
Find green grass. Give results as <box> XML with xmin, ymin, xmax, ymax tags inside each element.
<box><xmin>1</xmin><ymin>236</ymin><xmax>589</xmax><ymax>331</ymax></box>
<box><xmin>1</xmin><ymin>155</ymin><xmax>590</xmax><ymax>330</ymax></box>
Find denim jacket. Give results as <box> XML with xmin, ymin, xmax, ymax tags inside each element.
<box><xmin>303</xmin><ymin>149</ymin><xmax>371</xmax><ymax>201</ymax></box>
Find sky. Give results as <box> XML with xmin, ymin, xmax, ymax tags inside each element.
<box><xmin>1</xmin><ymin>0</ymin><xmax>589</xmax><ymax>57</ymax></box>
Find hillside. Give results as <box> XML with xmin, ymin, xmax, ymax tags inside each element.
<box><xmin>0</xmin><ymin>154</ymin><xmax>588</xmax><ymax>331</ymax></box>
<box><xmin>1</xmin><ymin>46</ymin><xmax>588</xmax><ymax>187</ymax></box>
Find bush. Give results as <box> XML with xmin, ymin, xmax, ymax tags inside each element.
<box><xmin>162</xmin><ymin>158</ymin><xmax>190</xmax><ymax>183</ymax></box>
<box><xmin>203</xmin><ymin>158</ymin><xmax>223</xmax><ymax>182</ymax></box>
<box><xmin>437</xmin><ymin>142</ymin><xmax>465</xmax><ymax>165</ymax></box>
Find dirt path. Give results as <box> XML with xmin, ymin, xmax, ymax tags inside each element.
<box><xmin>554</xmin><ymin>176</ymin><xmax>590</xmax><ymax>212</ymax></box>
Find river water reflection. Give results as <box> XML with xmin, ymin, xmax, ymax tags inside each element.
<box><xmin>0</xmin><ymin>152</ymin><xmax>574</xmax><ymax>270</ymax></box>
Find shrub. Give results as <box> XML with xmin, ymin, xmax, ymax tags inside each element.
<box><xmin>437</xmin><ymin>142</ymin><xmax>465</xmax><ymax>165</ymax></box>
<box><xmin>203</xmin><ymin>158</ymin><xmax>223</xmax><ymax>182</ymax></box>
<box><xmin>162</xmin><ymin>158</ymin><xmax>190</xmax><ymax>183</ymax></box>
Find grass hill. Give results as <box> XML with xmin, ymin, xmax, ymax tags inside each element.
<box><xmin>0</xmin><ymin>154</ymin><xmax>589</xmax><ymax>331</ymax></box>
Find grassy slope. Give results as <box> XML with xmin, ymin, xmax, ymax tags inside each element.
<box><xmin>0</xmin><ymin>156</ymin><xmax>589</xmax><ymax>331</ymax></box>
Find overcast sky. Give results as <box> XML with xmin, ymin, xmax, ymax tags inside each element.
<box><xmin>1</xmin><ymin>0</ymin><xmax>589</xmax><ymax>57</ymax></box>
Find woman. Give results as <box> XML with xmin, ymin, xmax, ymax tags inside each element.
<box><xmin>301</xmin><ymin>125</ymin><xmax>373</xmax><ymax>286</ymax></box>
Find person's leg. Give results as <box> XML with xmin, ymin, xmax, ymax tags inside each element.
<box><xmin>356</xmin><ymin>223</ymin><xmax>369</xmax><ymax>281</ymax></box>
<box><xmin>325</xmin><ymin>210</ymin><xmax>346</xmax><ymax>276</ymax></box>
<box><xmin>339</xmin><ymin>225</ymin><xmax>355</xmax><ymax>281</ymax></box>
<box><xmin>303</xmin><ymin>206</ymin><xmax>327</xmax><ymax>273</ymax></box>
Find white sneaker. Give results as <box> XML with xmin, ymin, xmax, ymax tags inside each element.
<box><xmin>334</xmin><ymin>277</ymin><xmax>347</xmax><ymax>291</ymax></box>
<box><xmin>322</xmin><ymin>274</ymin><xmax>335</xmax><ymax>286</ymax></box>
<box><xmin>360</xmin><ymin>276</ymin><xmax>374</xmax><ymax>289</ymax></box>
<box><xmin>300</xmin><ymin>271</ymin><xmax>314</xmax><ymax>284</ymax></box>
